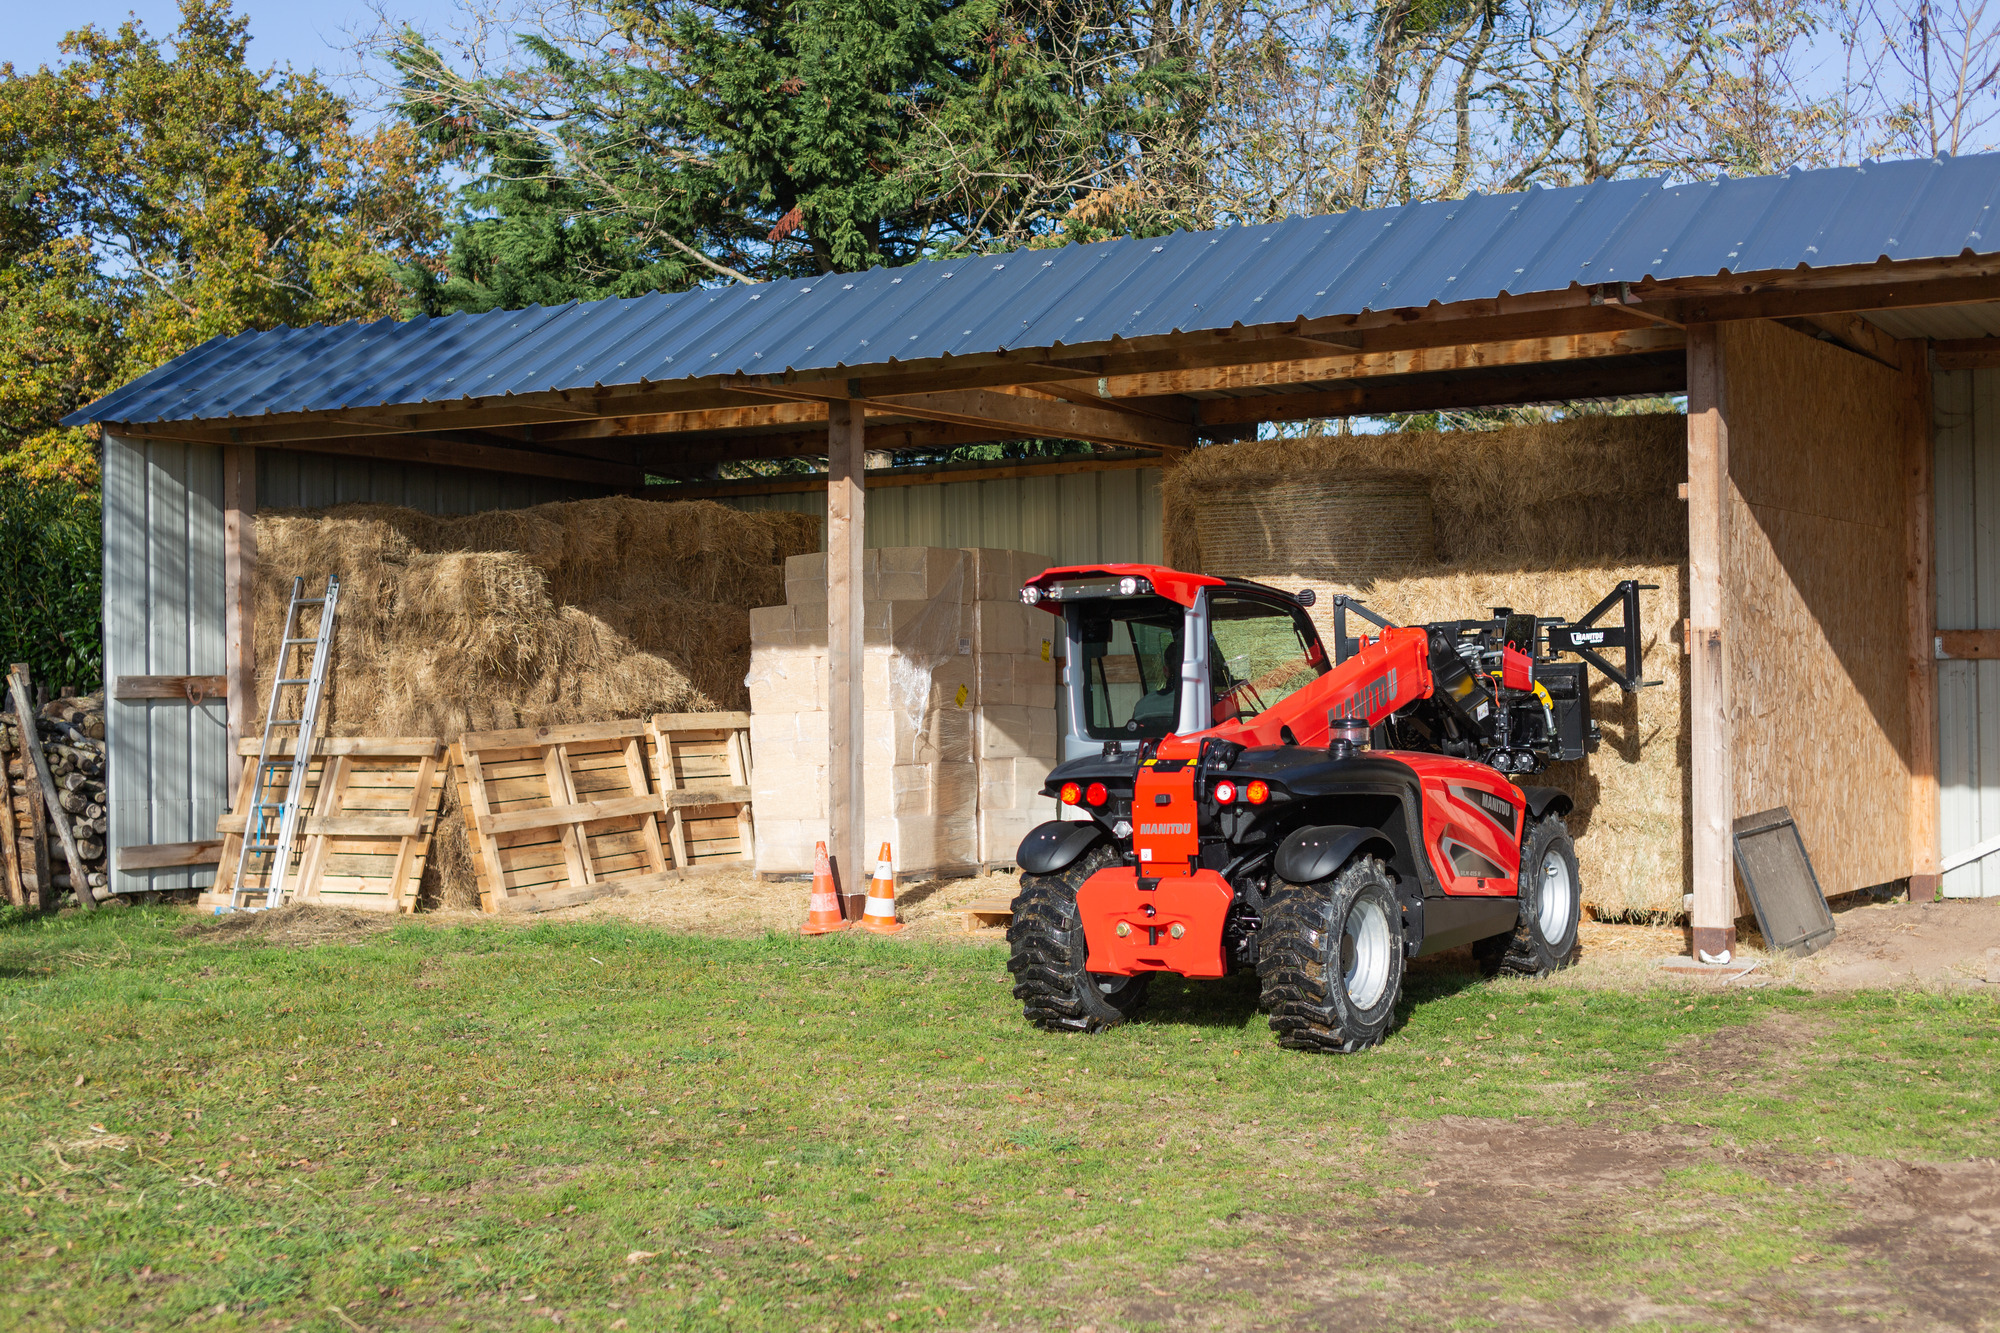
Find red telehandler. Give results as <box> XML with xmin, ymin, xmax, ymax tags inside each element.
<box><xmin>1006</xmin><ymin>564</ymin><xmax>1654</xmax><ymax>1052</ymax></box>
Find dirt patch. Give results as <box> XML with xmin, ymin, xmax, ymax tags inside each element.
<box><xmin>1793</xmin><ymin>898</ymin><xmax>2000</xmax><ymax>990</ymax></box>
<box><xmin>1122</xmin><ymin>1114</ymin><xmax>2000</xmax><ymax>1332</ymax></box>
<box><xmin>178</xmin><ymin>905</ymin><xmax>401</xmax><ymax>947</ymax></box>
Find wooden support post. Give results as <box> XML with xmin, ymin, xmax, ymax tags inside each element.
<box><xmin>1904</xmin><ymin>344</ymin><xmax>1940</xmax><ymax>901</ymax></box>
<box><xmin>223</xmin><ymin>445</ymin><xmax>257</xmax><ymax>792</ymax></box>
<box><xmin>1686</xmin><ymin>326</ymin><xmax>1736</xmax><ymax>959</ymax></box>
<box><xmin>827</xmin><ymin>399</ymin><xmax>868</xmax><ymax>920</ymax></box>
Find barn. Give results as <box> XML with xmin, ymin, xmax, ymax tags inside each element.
<box><xmin>62</xmin><ymin>151</ymin><xmax>2000</xmax><ymax>955</ymax></box>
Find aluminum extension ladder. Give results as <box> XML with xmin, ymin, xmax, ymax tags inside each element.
<box><xmin>230</xmin><ymin>576</ymin><xmax>341</xmax><ymax>911</ymax></box>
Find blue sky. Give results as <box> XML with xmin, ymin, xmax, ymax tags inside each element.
<box><xmin>4</xmin><ymin>1</ymin><xmax>467</xmax><ymax>89</ymax></box>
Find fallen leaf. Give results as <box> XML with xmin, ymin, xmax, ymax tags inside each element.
<box><xmin>625</xmin><ymin>1251</ymin><xmax>657</xmax><ymax>1265</ymax></box>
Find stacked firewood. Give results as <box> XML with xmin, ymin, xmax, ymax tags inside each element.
<box><xmin>3</xmin><ymin>693</ymin><xmax>110</xmax><ymax>903</ymax></box>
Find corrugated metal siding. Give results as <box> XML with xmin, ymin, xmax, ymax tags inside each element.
<box><xmin>1935</xmin><ymin>369</ymin><xmax>2000</xmax><ymax>897</ymax></box>
<box><xmin>257</xmin><ymin>451</ymin><xmax>610</xmax><ymax>512</ymax></box>
<box><xmin>730</xmin><ymin>467</ymin><xmax>1162</xmax><ymax>566</ymax></box>
<box><xmin>68</xmin><ymin>154</ymin><xmax>2000</xmax><ymax>430</ymax></box>
<box><xmin>103</xmin><ymin>434</ymin><xmax>229</xmax><ymax>892</ymax></box>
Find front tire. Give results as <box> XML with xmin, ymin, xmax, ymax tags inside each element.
<box><xmin>1257</xmin><ymin>855</ymin><xmax>1405</xmax><ymax>1053</ymax></box>
<box><xmin>1474</xmin><ymin>813</ymin><xmax>1582</xmax><ymax>976</ymax></box>
<box><xmin>1005</xmin><ymin>844</ymin><xmax>1150</xmax><ymax>1032</ymax></box>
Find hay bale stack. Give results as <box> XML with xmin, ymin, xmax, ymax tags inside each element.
<box><xmin>255</xmin><ymin>497</ymin><xmax>817</xmax><ymax>906</ymax></box>
<box><xmin>1184</xmin><ymin>471</ymin><xmax>1436</xmax><ymax>582</ymax></box>
<box><xmin>1162</xmin><ymin>414</ymin><xmax>1689</xmax><ymax>919</ymax></box>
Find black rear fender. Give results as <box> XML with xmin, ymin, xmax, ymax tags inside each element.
<box><xmin>1273</xmin><ymin>825</ymin><xmax>1399</xmax><ymax>886</ymax></box>
<box><xmin>1016</xmin><ymin>820</ymin><xmax>1109</xmax><ymax>875</ymax></box>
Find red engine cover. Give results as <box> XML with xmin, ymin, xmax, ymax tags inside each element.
<box><xmin>1393</xmin><ymin>752</ymin><xmax>1526</xmax><ymax>895</ymax></box>
<box><xmin>1076</xmin><ymin>867</ymin><xmax>1234</xmax><ymax>978</ymax></box>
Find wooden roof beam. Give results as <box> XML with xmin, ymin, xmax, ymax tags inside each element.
<box><xmin>117</xmin><ymin>426</ymin><xmax>646</xmax><ymax>488</ymax></box>
<box><xmin>727</xmin><ymin>383</ymin><xmax>1196</xmax><ymax>453</ymax></box>
<box><xmin>649</xmin><ymin>451</ymin><xmax>1163</xmax><ymax>500</ymax></box>
<box><xmin>1193</xmin><ymin>352</ymin><xmax>1686</xmax><ymax>425</ymax></box>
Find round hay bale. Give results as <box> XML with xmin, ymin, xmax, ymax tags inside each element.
<box><xmin>1187</xmin><ymin>470</ymin><xmax>1436</xmax><ymax>581</ymax></box>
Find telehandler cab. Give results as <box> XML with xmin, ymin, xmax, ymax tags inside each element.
<box><xmin>1006</xmin><ymin>564</ymin><xmax>1654</xmax><ymax>1052</ymax></box>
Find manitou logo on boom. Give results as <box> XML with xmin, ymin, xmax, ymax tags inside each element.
<box><xmin>1335</xmin><ymin>668</ymin><xmax>1398</xmax><ymax>721</ymax></box>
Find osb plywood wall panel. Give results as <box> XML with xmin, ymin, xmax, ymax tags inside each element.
<box><xmin>1723</xmin><ymin>320</ymin><xmax>1911</xmax><ymax>896</ymax></box>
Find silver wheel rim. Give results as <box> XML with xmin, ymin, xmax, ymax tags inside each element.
<box><xmin>1340</xmin><ymin>896</ymin><xmax>1393</xmax><ymax>1010</ymax></box>
<box><xmin>1538</xmin><ymin>849</ymin><xmax>1574</xmax><ymax>941</ymax></box>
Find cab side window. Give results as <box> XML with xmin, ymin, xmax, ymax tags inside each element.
<box><xmin>1206</xmin><ymin>594</ymin><xmax>1325</xmax><ymax>721</ymax></box>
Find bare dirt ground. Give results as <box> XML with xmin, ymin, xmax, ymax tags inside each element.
<box><xmin>1107</xmin><ymin>1013</ymin><xmax>2000</xmax><ymax>1332</ymax></box>
<box><xmin>180</xmin><ymin>873</ymin><xmax>2000</xmax><ymax>994</ymax></box>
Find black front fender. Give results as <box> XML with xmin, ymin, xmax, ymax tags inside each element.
<box><xmin>1519</xmin><ymin>786</ymin><xmax>1574</xmax><ymax>821</ymax></box>
<box><xmin>1274</xmin><ymin>824</ymin><xmax>1398</xmax><ymax>885</ymax></box>
<box><xmin>1016</xmin><ymin>821</ymin><xmax>1108</xmax><ymax>875</ymax></box>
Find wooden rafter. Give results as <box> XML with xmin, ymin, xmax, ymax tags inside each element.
<box><xmin>1193</xmin><ymin>352</ymin><xmax>1686</xmax><ymax>425</ymax></box>
<box><xmin>650</xmin><ymin>452</ymin><xmax>1163</xmax><ymax>499</ymax></box>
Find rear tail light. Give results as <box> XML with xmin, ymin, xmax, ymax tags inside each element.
<box><xmin>1246</xmin><ymin>780</ymin><xmax>1270</xmax><ymax>805</ymax></box>
<box><xmin>1213</xmin><ymin>780</ymin><xmax>1237</xmax><ymax>804</ymax></box>
<box><xmin>1060</xmin><ymin>782</ymin><xmax>1082</xmax><ymax>805</ymax></box>
<box><xmin>1085</xmin><ymin>782</ymin><xmax>1108</xmax><ymax>807</ymax></box>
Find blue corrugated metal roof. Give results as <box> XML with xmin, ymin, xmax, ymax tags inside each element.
<box><xmin>67</xmin><ymin>153</ymin><xmax>2000</xmax><ymax>427</ymax></box>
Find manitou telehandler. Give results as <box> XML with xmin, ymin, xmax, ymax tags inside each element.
<box><xmin>1005</xmin><ymin>565</ymin><xmax>1653</xmax><ymax>1052</ymax></box>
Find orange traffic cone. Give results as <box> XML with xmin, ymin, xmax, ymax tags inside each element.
<box><xmin>801</xmin><ymin>841</ymin><xmax>849</xmax><ymax>935</ymax></box>
<box><xmin>861</xmin><ymin>842</ymin><xmax>906</xmax><ymax>934</ymax></box>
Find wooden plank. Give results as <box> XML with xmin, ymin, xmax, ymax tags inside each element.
<box><xmin>8</xmin><ymin>666</ymin><xmax>92</xmax><ymax>910</ymax></box>
<box><xmin>300</xmin><ymin>815</ymin><xmax>425</xmax><ymax>838</ymax></box>
<box><xmin>0</xmin><ymin>722</ymin><xmax>22</xmax><ymax>907</ymax></box>
<box><xmin>828</xmin><ymin>400</ymin><xmax>866</xmax><ymax>914</ymax></box>
<box><xmin>113</xmin><ymin>675</ymin><xmax>228</xmax><ymax>702</ymax></box>
<box><xmin>663</xmin><ymin>785</ymin><xmax>751</xmax><ymax>809</ymax></box>
<box><xmin>867</xmin><ymin>388</ymin><xmax>1193</xmax><ymax>453</ymax></box>
<box><xmin>223</xmin><ymin>444</ymin><xmax>255</xmax><ymax>793</ymax></box>
<box><xmin>1685</xmin><ymin>327</ymin><xmax>1736</xmax><ymax>960</ymax></box>
<box><xmin>649</xmin><ymin>718</ymin><xmax>692</xmax><ymax>869</ymax></box>
<box><xmin>236</xmin><ymin>737</ymin><xmax>444</xmax><ymax>758</ymax></box>
<box><xmin>1906</xmin><ymin>345</ymin><xmax>1941</xmax><ymax>899</ymax></box>
<box><xmin>1924</xmin><ymin>338</ymin><xmax>2000</xmax><ymax>370</ymax></box>
<box><xmin>653</xmin><ymin>453</ymin><xmax>1159</xmax><ymax>500</ymax></box>
<box><xmin>478</xmin><ymin>794</ymin><xmax>663</xmax><ymax>835</ymax></box>
<box><xmin>1193</xmin><ymin>353</ymin><xmax>1687</xmax><ymax>425</ymax></box>
<box><xmin>117</xmin><ymin>841</ymin><xmax>224</xmax><ymax>871</ymax></box>
<box><xmin>125</xmin><ymin>428</ymin><xmax>647</xmax><ymax>489</ymax></box>
<box><xmin>963</xmin><ymin>901</ymin><xmax>1015</xmax><ymax>932</ymax></box>
<box><xmin>289</xmin><ymin>754</ymin><xmax>350</xmax><ymax>903</ymax></box>
<box><xmin>389</xmin><ymin>752</ymin><xmax>438</xmax><ymax>913</ymax></box>
<box><xmin>622</xmin><ymin>734</ymin><xmax>670</xmax><ymax>876</ymax></box>
<box><xmin>651</xmin><ymin>711</ymin><xmax>751</xmax><ymax>732</ymax></box>
<box><xmin>460</xmin><ymin>720</ymin><xmax>649</xmax><ymax>750</ymax></box>
<box><xmin>1938</xmin><ymin>629</ymin><xmax>2000</xmax><ymax>658</ymax></box>
<box><xmin>725</xmin><ymin>727</ymin><xmax>755</xmax><ymax>861</ymax></box>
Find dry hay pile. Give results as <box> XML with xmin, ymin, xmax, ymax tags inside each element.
<box><xmin>1163</xmin><ymin>414</ymin><xmax>1689</xmax><ymax>918</ymax></box>
<box><xmin>255</xmin><ymin>497</ymin><xmax>817</xmax><ymax>907</ymax></box>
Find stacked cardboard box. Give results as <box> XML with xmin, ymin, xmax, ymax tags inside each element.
<box><xmin>747</xmin><ymin>547</ymin><xmax>1061</xmax><ymax>878</ymax></box>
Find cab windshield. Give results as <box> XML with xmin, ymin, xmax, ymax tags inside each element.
<box><xmin>1206</xmin><ymin>592</ymin><xmax>1326</xmax><ymax>724</ymax></box>
<box><xmin>1075</xmin><ymin>596</ymin><xmax>1184</xmax><ymax>740</ymax></box>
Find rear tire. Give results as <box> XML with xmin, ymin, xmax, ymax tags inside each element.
<box><xmin>1005</xmin><ymin>844</ymin><xmax>1150</xmax><ymax>1032</ymax></box>
<box><xmin>1257</xmin><ymin>855</ymin><xmax>1404</xmax><ymax>1053</ymax></box>
<box><xmin>1473</xmin><ymin>814</ymin><xmax>1581</xmax><ymax>976</ymax></box>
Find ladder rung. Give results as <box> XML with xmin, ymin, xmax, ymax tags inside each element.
<box><xmin>245</xmin><ymin>843</ymin><xmax>279</xmax><ymax>853</ymax></box>
<box><xmin>293</xmin><ymin>597</ymin><xmax>327</xmax><ymax>605</ymax></box>
<box><xmin>282</xmin><ymin>637</ymin><xmax>321</xmax><ymax>646</ymax></box>
<box><xmin>276</xmin><ymin>678</ymin><xmax>311</xmax><ymax>686</ymax></box>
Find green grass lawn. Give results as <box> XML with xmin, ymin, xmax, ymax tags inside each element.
<box><xmin>0</xmin><ymin>906</ymin><xmax>1993</xmax><ymax>1331</ymax></box>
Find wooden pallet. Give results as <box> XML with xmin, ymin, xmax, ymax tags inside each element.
<box><xmin>202</xmin><ymin>738</ymin><xmax>446</xmax><ymax>913</ymax></box>
<box><xmin>648</xmin><ymin>712</ymin><xmax>754</xmax><ymax>869</ymax></box>
<box><xmin>455</xmin><ymin>720</ymin><xmax>679</xmax><ymax>914</ymax></box>
<box><xmin>962</xmin><ymin>900</ymin><xmax>1016</xmax><ymax>931</ymax></box>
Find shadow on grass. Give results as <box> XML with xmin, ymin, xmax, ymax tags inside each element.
<box><xmin>1136</xmin><ymin>946</ymin><xmax>1497</xmax><ymax>1037</ymax></box>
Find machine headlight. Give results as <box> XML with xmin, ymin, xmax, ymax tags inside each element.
<box><xmin>1020</xmin><ymin>585</ymin><xmax>1042</xmax><ymax>605</ymax></box>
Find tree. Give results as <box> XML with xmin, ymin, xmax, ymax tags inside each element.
<box><xmin>0</xmin><ymin>0</ymin><xmax>448</xmax><ymax>689</ymax></box>
<box><xmin>0</xmin><ymin>0</ymin><xmax>449</xmax><ymax>482</ymax></box>
<box><xmin>388</xmin><ymin>0</ymin><xmax>1002</xmax><ymax>310</ymax></box>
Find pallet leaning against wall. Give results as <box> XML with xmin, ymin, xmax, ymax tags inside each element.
<box><xmin>648</xmin><ymin>712</ymin><xmax>754</xmax><ymax>870</ymax></box>
<box><xmin>453</xmin><ymin>721</ymin><xmax>679</xmax><ymax>914</ymax></box>
<box><xmin>204</xmin><ymin>737</ymin><xmax>446</xmax><ymax>913</ymax></box>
